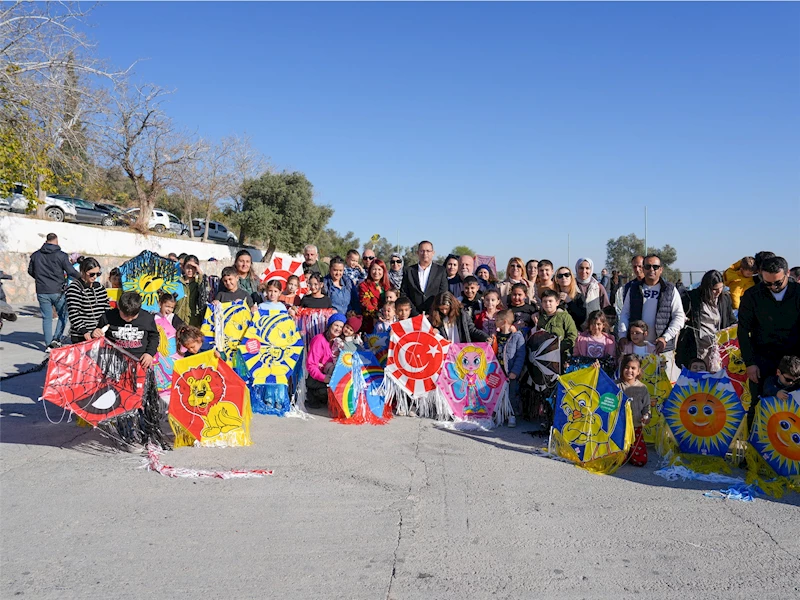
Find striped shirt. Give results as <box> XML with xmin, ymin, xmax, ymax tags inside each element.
<box><xmin>65</xmin><ymin>279</ymin><xmax>110</xmax><ymax>337</ymax></box>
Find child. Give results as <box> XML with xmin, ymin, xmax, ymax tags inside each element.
<box><xmin>279</xmin><ymin>275</ymin><xmax>302</xmax><ymax>307</ymax></box>
<box><xmin>157</xmin><ymin>291</ymin><xmax>185</xmax><ymax>329</ymax></box>
<box><xmin>258</xmin><ymin>279</ymin><xmax>288</xmax><ymax>312</ymax></box>
<box><xmin>385</xmin><ymin>288</ymin><xmax>399</xmax><ymax>304</ymax></box>
<box><xmin>343</xmin><ymin>315</ymin><xmax>364</xmax><ymax>346</ymax></box>
<box><xmin>344</xmin><ymin>250</ymin><xmax>366</xmax><ymax>286</ymax></box>
<box><xmin>574</xmin><ymin>310</ymin><xmax>616</xmax><ymax>360</ymax></box>
<box><xmin>618</xmin><ymin>320</ymin><xmax>657</xmax><ymax>356</ymax></box>
<box><xmin>508</xmin><ymin>283</ymin><xmax>537</xmax><ymax>334</ymax></box>
<box><xmin>93</xmin><ymin>291</ymin><xmax>158</xmax><ymax>368</ymax></box>
<box><xmin>395</xmin><ymin>296</ymin><xmax>413</xmax><ymax>321</ymax></box>
<box><xmin>460</xmin><ymin>276</ymin><xmax>483</xmax><ymax>321</ymax></box>
<box><xmin>474</xmin><ymin>289</ymin><xmax>502</xmax><ymax>337</ymax></box>
<box><xmin>374</xmin><ymin>301</ymin><xmax>396</xmax><ymax>333</ymax></box>
<box><xmin>763</xmin><ymin>356</ymin><xmax>800</xmax><ymax>400</ymax></box>
<box><xmin>215</xmin><ymin>266</ymin><xmax>254</xmax><ymax>309</ymax></box>
<box><xmin>688</xmin><ymin>357</ymin><xmax>708</xmax><ymax>373</ymax></box>
<box><xmin>618</xmin><ymin>354</ymin><xmax>651</xmax><ymax>467</ymax></box>
<box><xmin>106</xmin><ymin>267</ymin><xmax>122</xmax><ymax>309</ymax></box>
<box><xmin>723</xmin><ymin>256</ymin><xmax>756</xmax><ymax>310</ymax></box>
<box><xmin>495</xmin><ymin>309</ymin><xmax>525</xmax><ymax>428</ymax></box>
<box><xmin>176</xmin><ymin>325</ymin><xmax>204</xmax><ymax>357</ymax></box>
<box><xmin>538</xmin><ymin>289</ymin><xmax>578</xmax><ymax>363</ymax></box>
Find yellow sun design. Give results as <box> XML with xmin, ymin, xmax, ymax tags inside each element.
<box><xmin>751</xmin><ymin>395</ymin><xmax>800</xmax><ymax>477</ymax></box>
<box><xmin>663</xmin><ymin>376</ymin><xmax>744</xmax><ymax>456</ymax></box>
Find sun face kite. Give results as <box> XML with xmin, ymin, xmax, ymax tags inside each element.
<box><xmin>750</xmin><ymin>394</ymin><xmax>800</xmax><ymax>477</ymax></box>
<box><xmin>120</xmin><ymin>250</ymin><xmax>183</xmax><ymax>312</ymax></box>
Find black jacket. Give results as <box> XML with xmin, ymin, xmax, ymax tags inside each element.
<box><xmin>435</xmin><ymin>311</ymin><xmax>489</xmax><ymax>343</ymax></box>
<box><xmin>27</xmin><ymin>243</ymin><xmax>81</xmax><ymax>295</ymax></box>
<box><xmin>400</xmin><ymin>263</ymin><xmax>448</xmax><ymax>316</ymax></box>
<box><xmin>676</xmin><ymin>288</ymin><xmax>736</xmax><ymax>368</ymax></box>
<box><xmin>738</xmin><ymin>281</ymin><xmax>800</xmax><ymax>368</ymax></box>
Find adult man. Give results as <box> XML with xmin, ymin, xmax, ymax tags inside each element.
<box><xmin>458</xmin><ymin>255</ymin><xmax>475</xmax><ymax>279</ymax></box>
<box><xmin>302</xmin><ymin>244</ymin><xmax>328</xmax><ymax>278</ymax></box>
<box><xmin>600</xmin><ymin>268</ymin><xmax>610</xmax><ymax>290</ymax></box>
<box><xmin>618</xmin><ymin>254</ymin><xmax>685</xmax><ymax>367</ymax></box>
<box><xmin>400</xmin><ymin>240</ymin><xmax>448</xmax><ymax>315</ymax></box>
<box><xmin>738</xmin><ymin>256</ymin><xmax>800</xmax><ymax>429</ymax></box>
<box><xmin>361</xmin><ymin>248</ymin><xmax>377</xmax><ymax>276</ymax></box>
<box><xmin>27</xmin><ymin>233</ymin><xmax>81</xmax><ymax>350</ymax></box>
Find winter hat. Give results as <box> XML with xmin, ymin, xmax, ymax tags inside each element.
<box><xmin>327</xmin><ymin>313</ymin><xmax>347</xmax><ymax>329</ymax></box>
<box><xmin>346</xmin><ymin>316</ymin><xmax>363</xmax><ymax>333</ymax></box>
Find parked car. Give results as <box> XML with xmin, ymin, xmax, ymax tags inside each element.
<box><xmin>125</xmin><ymin>207</ymin><xmax>172</xmax><ymax>233</ymax></box>
<box><xmin>165</xmin><ymin>211</ymin><xmax>190</xmax><ymax>236</ymax></box>
<box><xmin>96</xmin><ymin>203</ymin><xmax>135</xmax><ymax>225</ymax></box>
<box><xmin>0</xmin><ymin>184</ymin><xmax>78</xmax><ymax>222</ymax></box>
<box><xmin>192</xmin><ymin>219</ymin><xmax>238</xmax><ymax>244</ymax></box>
<box><xmin>51</xmin><ymin>195</ymin><xmax>118</xmax><ymax>226</ymax></box>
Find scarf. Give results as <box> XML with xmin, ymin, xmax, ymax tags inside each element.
<box><xmin>389</xmin><ymin>253</ymin><xmax>404</xmax><ymax>290</ymax></box>
<box><xmin>575</xmin><ymin>257</ymin><xmax>601</xmax><ymax>317</ymax></box>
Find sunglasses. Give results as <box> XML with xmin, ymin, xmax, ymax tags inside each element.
<box><xmin>556</xmin><ymin>273</ymin><xmax>571</xmax><ymax>279</ymax></box>
<box><xmin>363</xmin><ymin>256</ymin><xmax>376</xmax><ymax>261</ymax></box>
<box><xmin>87</xmin><ymin>271</ymin><xmax>102</xmax><ymax>278</ymax></box>
<box><xmin>509</xmin><ymin>264</ymin><xmax>522</xmax><ymax>269</ymax></box>
<box><xmin>783</xmin><ymin>375</ymin><xmax>796</xmax><ymax>383</ymax></box>
<box><xmin>390</xmin><ymin>260</ymin><xmax>401</xmax><ymax>264</ymax></box>
<box><xmin>643</xmin><ymin>264</ymin><xmax>662</xmax><ymax>271</ymax></box>
<box><xmin>762</xmin><ymin>277</ymin><xmax>786</xmax><ymax>289</ymax></box>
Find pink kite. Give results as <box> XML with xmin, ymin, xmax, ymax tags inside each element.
<box><xmin>259</xmin><ymin>255</ymin><xmax>308</xmax><ymax>297</ymax></box>
<box><xmin>437</xmin><ymin>343</ymin><xmax>508</xmax><ymax>423</ymax></box>
<box><xmin>474</xmin><ymin>255</ymin><xmax>497</xmax><ymax>277</ymax></box>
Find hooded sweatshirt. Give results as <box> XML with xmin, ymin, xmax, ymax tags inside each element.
<box><xmin>723</xmin><ymin>260</ymin><xmax>755</xmax><ymax>310</ymax></box>
<box><xmin>27</xmin><ymin>243</ymin><xmax>82</xmax><ymax>294</ymax></box>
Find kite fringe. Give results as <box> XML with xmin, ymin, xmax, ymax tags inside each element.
<box><xmin>435</xmin><ymin>418</ymin><xmax>495</xmax><ymax>432</ymax></box>
<box><xmin>285</xmin><ymin>370</ymin><xmax>313</xmax><ymax>420</ymax></box>
<box><xmin>493</xmin><ymin>382</ymin><xmax>512</xmax><ymax>427</ymax></box>
<box><xmin>143</xmin><ymin>444</ymin><xmax>272</xmax><ymax>479</ymax></box>
<box><xmin>744</xmin><ymin>444</ymin><xmax>800</xmax><ymax>499</ymax></box>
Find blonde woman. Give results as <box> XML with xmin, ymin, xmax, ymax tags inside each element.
<box><xmin>555</xmin><ymin>266</ymin><xmax>587</xmax><ymax>328</ymax></box>
<box><xmin>498</xmin><ymin>257</ymin><xmax>536</xmax><ymax>305</ymax></box>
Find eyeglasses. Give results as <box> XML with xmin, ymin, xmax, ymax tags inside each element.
<box><xmin>556</xmin><ymin>273</ymin><xmax>571</xmax><ymax>279</ymax></box>
<box><xmin>762</xmin><ymin>277</ymin><xmax>786</xmax><ymax>290</ymax></box>
<box><xmin>87</xmin><ymin>271</ymin><xmax>102</xmax><ymax>278</ymax></box>
<box><xmin>509</xmin><ymin>264</ymin><xmax>522</xmax><ymax>270</ymax></box>
<box><xmin>643</xmin><ymin>264</ymin><xmax>662</xmax><ymax>271</ymax></box>
<box><xmin>390</xmin><ymin>260</ymin><xmax>402</xmax><ymax>264</ymax></box>
<box><xmin>363</xmin><ymin>256</ymin><xmax>376</xmax><ymax>261</ymax></box>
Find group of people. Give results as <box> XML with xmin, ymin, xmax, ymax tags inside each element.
<box><xmin>23</xmin><ymin>234</ymin><xmax>800</xmax><ymax>464</ymax></box>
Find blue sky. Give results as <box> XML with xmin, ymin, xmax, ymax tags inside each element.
<box><xmin>84</xmin><ymin>2</ymin><xmax>799</xmax><ymax>276</ymax></box>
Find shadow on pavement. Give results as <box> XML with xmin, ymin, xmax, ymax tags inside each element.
<box><xmin>1</xmin><ymin>330</ymin><xmax>47</xmax><ymax>352</ymax></box>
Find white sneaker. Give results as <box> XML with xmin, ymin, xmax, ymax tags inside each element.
<box><xmin>508</xmin><ymin>416</ymin><xmax>517</xmax><ymax>428</ymax></box>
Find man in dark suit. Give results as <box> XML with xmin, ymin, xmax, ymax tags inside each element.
<box><xmin>400</xmin><ymin>240</ymin><xmax>448</xmax><ymax>316</ymax></box>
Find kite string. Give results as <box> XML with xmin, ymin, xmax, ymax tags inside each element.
<box><xmin>39</xmin><ymin>395</ymin><xmax>71</xmax><ymax>425</ymax></box>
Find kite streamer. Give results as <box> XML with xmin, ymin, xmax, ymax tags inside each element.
<box><xmin>236</xmin><ymin>309</ymin><xmax>304</xmax><ymax>415</ymax></box>
<box><xmin>168</xmin><ymin>350</ymin><xmax>253</xmax><ymax>447</ymax></box>
<box><xmin>328</xmin><ymin>347</ymin><xmax>391</xmax><ymax>425</ymax></box>
<box><xmin>551</xmin><ymin>366</ymin><xmax>633</xmax><ymax>474</ymax></box>
<box><xmin>259</xmin><ymin>255</ymin><xmax>308</xmax><ymax>297</ymax></box>
<box><xmin>383</xmin><ymin>315</ymin><xmax>451</xmax><ymax>418</ymax></box>
<box><xmin>716</xmin><ymin>326</ymin><xmax>751</xmax><ymax>410</ymax></box>
<box><xmin>200</xmin><ymin>301</ymin><xmax>250</xmax><ymax>363</ymax></box>
<box><xmin>144</xmin><ymin>444</ymin><xmax>272</xmax><ymax>479</ymax></box>
<box><xmin>119</xmin><ymin>250</ymin><xmax>184</xmax><ymax>312</ymax></box>
<box><xmin>437</xmin><ymin>342</ymin><xmax>510</xmax><ymax>428</ymax></box>
<box><xmin>293</xmin><ymin>307</ymin><xmax>336</xmax><ymax>349</ymax></box>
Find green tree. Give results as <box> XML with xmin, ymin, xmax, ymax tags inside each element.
<box><xmin>606</xmin><ymin>233</ymin><xmax>680</xmax><ymax>282</ymax></box>
<box><xmin>240</xmin><ymin>171</ymin><xmax>332</xmax><ymax>257</ymax></box>
<box><xmin>316</xmin><ymin>228</ymin><xmax>360</xmax><ymax>260</ymax></box>
<box><xmin>435</xmin><ymin>245</ymin><xmax>476</xmax><ymax>264</ymax></box>
<box><xmin>363</xmin><ymin>235</ymin><xmax>402</xmax><ymax>263</ymax></box>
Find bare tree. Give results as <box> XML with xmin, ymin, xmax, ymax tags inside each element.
<box><xmin>101</xmin><ymin>83</ymin><xmax>205</xmax><ymax>232</ymax></box>
<box><xmin>194</xmin><ymin>136</ymin><xmax>239</xmax><ymax>242</ymax></box>
<box><xmin>227</xmin><ymin>135</ymin><xmax>269</xmax><ymax>244</ymax></box>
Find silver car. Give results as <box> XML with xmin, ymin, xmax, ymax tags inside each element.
<box><xmin>0</xmin><ymin>184</ymin><xmax>78</xmax><ymax>222</ymax></box>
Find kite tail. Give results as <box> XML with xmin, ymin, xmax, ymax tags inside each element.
<box><xmin>144</xmin><ymin>443</ymin><xmax>272</xmax><ymax>479</ymax></box>
<box><xmin>415</xmin><ymin>390</ymin><xmax>438</xmax><ymax>419</ymax></box>
<box><xmin>380</xmin><ymin>377</ymin><xmax>409</xmax><ymax>416</ymax></box>
<box><xmin>286</xmin><ymin>365</ymin><xmax>312</xmax><ymax>420</ymax></box>
<box><xmin>493</xmin><ymin>382</ymin><xmax>512</xmax><ymax>427</ymax></box>
<box><xmin>434</xmin><ymin>387</ymin><xmax>453</xmax><ymax>421</ymax></box>
<box><xmin>139</xmin><ymin>368</ymin><xmax>170</xmax><ymax>449</ymax></box>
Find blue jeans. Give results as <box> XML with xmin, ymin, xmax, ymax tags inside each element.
<box><xmin>37</xmin><ymin>292</ymin><xmax>67</xmax><ymax>346</ymax></box>
<box><xmin>509</xmin><ymin>379</ymin><xmax>521</xmax><ymax>416</ymax></box>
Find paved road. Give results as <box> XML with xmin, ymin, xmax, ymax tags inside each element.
<box><xmin>1</xmin><ymin>313</ymin><xmax>799</xmax><ymax>599</ymax></box>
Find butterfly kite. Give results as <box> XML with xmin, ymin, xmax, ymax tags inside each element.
<box><xmin>328</xmin><ymin>347</ymin><xmax>391</xmax><ymax>425</ymax></box>
<box><xmin>169</xmin><ymin>350</ymin><xmax>253</xmax><ymax>447</ymax></box>
<box><xmin>119</xmin><ymin>250</ymin><xmax>184</xmax><ymax>312</ymax></box>
<box><xmin>259</xmin><ymin>254</ymin><xmax>308</xmax><ymax>297</ymax></box>
<box><xmin>552</xmin><ymin>366</ymin><xmax>633</xmax><ymax>474</ymax></box>
<box><xmin>200</xmin><ymin>300</ymin><xmax>251</xmax><ymax>363</ymax></box>
<box><xmin>236</xmin><ymin>309</ymin><xmax>304</xmax><ymax>416</ymax></box>
<box><xmin>437</xmin><ymin>342</ymin><xmax>508</xmax><ymax>425</ymax></box>
<box><xmin>384</xmin><ymin>315</ymin><xmax>451</xmax><ymax>417</ymax></box>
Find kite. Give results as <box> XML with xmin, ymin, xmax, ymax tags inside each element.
<box><xmin>637</xmin><ymin>354</ymin><xmax>673</xmax><ymax>444</ymax></box>
<box><xmin>259</xmin><ymin>254</ymin><xmax>308</xmax><ymax>297</ymax></box>
<box><xmin>384</xmin><ymin>315</ymin><xmax>450</xmax><ymax>418</ymax></box>
<box><xmin>40</xmin><ymin>337</ymin><xmax>167</xmax><ymax>447</ymax></box>
<box><xmin>743</xmin><ymin>392</ymin><xmax>800</xmax><ymax>497</ymax></box>
<box><xmin>566</xmin><ymin>356</ymin><xmax>616</xmax><ymax>378</ymax></box>
<box><xmin>551</xmin><ymin>366</ymin><xmax>633</xmax><ymax>474</ymax></box>
<box><xmin>716</xmin><ymin>325</ymin><xmax>751</xmax><ymax>410</ymax></box>
<box><xmin>168</xmin><ymin>350</ymin><xmax>253</xmax><ymax>447</ymax></box>
<box><xmin>523</xmin><ymin>330</ymin><xmax>561</xmax><ymax>424</ymax></box>
<box><xmin>363</xmin><ymin>331</ymin><xmax>390</xmax><ymax>367</ymax></box>
<box><xmin>293</xmin><ymin>307</ymin><xmax>337</xmax><ymax>349</ymax></box>
<box><xmin>153</xmin><ymin>314</ymin><xmax>181</xmax><ymax>399</ymax></box>
<box><xmin>473</xmin><ymin>255</ymin><xmax>497</xmax><ymax>277</ymax></box>
<box><xmin>236</xmin><ymin>309</ymin><xmax>304</xmax><ymax>415</ymax></box>
<box><xmin>661</xmin><ymin>369</ymin><xmax>745</xmax><ymax>471</ymax></box>
<box><xmin>119</xmin><ymin>250</ymin><xmax>184</xmax><ymax>312</ymax></box>
<box><xmin>437</xmin><ymin>342</ymin><xmax>509</xmax><ymax>426</ymax></box>
<box><xmin>328</xmin><ymin>347</ymin><xmax>391</xmax><ymax>425</ymax></box>
<box><xmin>107</xmin><ymin>288</ymin><xmax>121</xmax><ymax>309</ymax></box>
<box><xmin>200</xmin><ymin>300</ymin><xmax>251</xmax><ymax>363</ymax></box>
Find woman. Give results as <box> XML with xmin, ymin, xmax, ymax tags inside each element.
<box><xmin>475</xmin><ymin>264</ymin><xmax>498</xmax><ymax>293</ymax></box>
<box><xmin>554</xmin><ymin>266</ymin><xmax>587</xmax><ymax>328</ymax></box>
<box><xmin>323</xmin><ymin>257</ymin><xmax>358</xmax><ymax>315</ymax></box>
<box><xmin>608</xmin><ymin>270</ymin><xmax>622</xmax><ymax>306</ymax></box>
<box><xmin>234</xmin><ymin>250</ymin><xmax>261</xmax><ymax>304</ymax></box>
<box><xmin>358</xmin><ymin>259</ymin><xmax>390</xmax><ymax>333</ymax></box>
<box><xmin>388</xmin><ymin>253</ymin><xmax>404</xmax><ymax>291</ymax></box>
<box><xmin>445</xmin><ymin>254</ymin><xmax>462</xmax><ymax>298</ymax></box>
<box><xmin>535</xmin><ymin>260</ymin><xmax>556</xmax><ymax>296</ymax></box>
<box><xmin>573</xmin><ymin>258</ymin><xmax>609</xmax><ymax>328</ymax></box>
<box><xmin>300</xmin><ymin>273</ymin><xmax>333</xmax><ymax>309</ymax></box>
<box><xmin>175</xmin><ymin>255</ymin><xmax>205</xmax><ymax>327</ymax></box>
<box><xmin>65</xmin><ymin>258</ymin><xmax>109</xmax><ymax>344</ymax></box>
<box><xmin>525</xmin><ymin>259</ymin><xmax>539</xmax><ymax>285</ymax></box>
<box><xmin>305</xmin><ymin>313</ymin><xmax>345</xmax><ymax>409</ymax></box>
<box><xmin>677</xmin><ymin>270</ymin><xmax>736</xmax><ymax>371</ymax></box>
<box><xmin>498</xmin><ymin>257</ymin><xmax>535</xmax><ymax>304</ymax></box>
<box><xmin>429</xmin><ymin>292</ymin><xmax>489</xmax><ymax>343</ymax></box>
